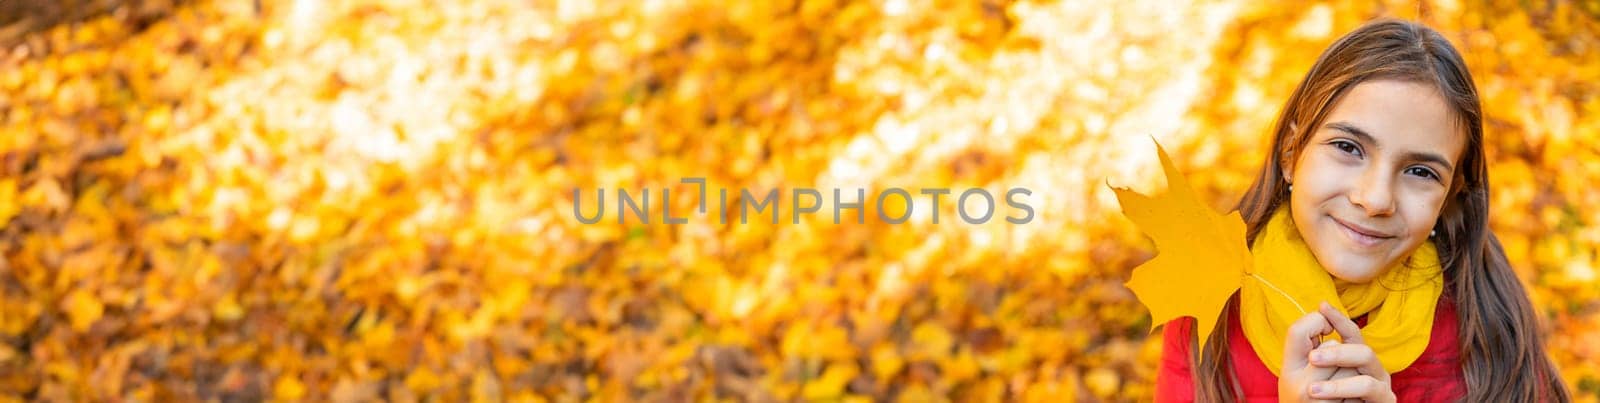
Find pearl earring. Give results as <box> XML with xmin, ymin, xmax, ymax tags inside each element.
<box><xmin>1430</xmin><ymin>229</ymin><xmax>1436</xmax><ymax>237</ymax></box>
<box><xmin>1287</xmin><ymin>184</ymin><xmax>1292</xmax><ymax>192</ymax></box>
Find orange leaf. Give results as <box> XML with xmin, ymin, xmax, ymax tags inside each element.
<box><xmin>1109</xmin><ymin>138</ymin><xmax>1249</xmax><ymax>348</ymax></box>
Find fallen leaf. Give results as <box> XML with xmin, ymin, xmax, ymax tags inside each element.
<box><xmin>62</xmin><ymin>289</ymin><xmax>104</xmax><ymax>332</ymax></box>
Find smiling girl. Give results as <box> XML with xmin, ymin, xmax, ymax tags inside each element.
<box><xmin>1154</xmin><ymin>20</ymin><xmax>1571</xmax><ymax>402</ymax></box>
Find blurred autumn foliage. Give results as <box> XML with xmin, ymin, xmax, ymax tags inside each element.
<box><xmin>1</xmin><ymin>0</ymin><xmax>1597</xmax><ymax>401</ymax></box>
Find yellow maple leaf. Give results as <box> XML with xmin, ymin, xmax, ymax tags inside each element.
<box><xmin>1109</xmin><ymin>138</ymin><xmax>1250</xmax><ymax>348</ymax></box>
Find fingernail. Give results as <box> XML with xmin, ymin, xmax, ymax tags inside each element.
<box><xmin>1310</xmin><ymin>351</ymin><xmax>1324</xmax><ymax>362</ymax></box>
<box><xmin>1310</xmin><ymin>383</ymin><xmax>1323</xmax><ymax>395</ymax></box>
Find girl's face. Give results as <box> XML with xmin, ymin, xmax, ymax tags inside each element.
<box><xmin>1284</xmin><ymin>80</ymin><xmax>1465</xmax><ymax>283</ymax></box>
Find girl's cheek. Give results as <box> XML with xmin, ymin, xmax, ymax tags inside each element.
<box><xmin>1295</xmin><ymin>154</ymin><xmax>1352</xmax><ymax>198</ymax></box>
<box><xmin>1401</xmin><ymin>192</ymin><xmax>1448</xmax><ymax>235</ymax></box>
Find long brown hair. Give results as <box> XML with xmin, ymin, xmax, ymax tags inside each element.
<box><xmin>1190</xmin><ymin>19</ymin><xmax>1571</xmax><ymax>402</ymax></box>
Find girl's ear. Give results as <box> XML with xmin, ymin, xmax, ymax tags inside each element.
<box><xmin>1280</xmin><ymin>155</ymin><xmax>1294</xmax><ymax>183</ymax></box>
<box><xmin>1280</xmin><ymin>122</ymin><xmax>1300</xmax><ymax>182</ymax></box>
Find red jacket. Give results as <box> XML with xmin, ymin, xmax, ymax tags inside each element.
<box><xmin>1154</xmin><ymin>295</ymin><xmax>1465</xmax><ymax>402</ymax></box>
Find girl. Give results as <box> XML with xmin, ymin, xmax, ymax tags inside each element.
<box><xmin>1153</xmin><ymin>19</ymin><xmax>1571</xmax><ymax>402</ymax></box>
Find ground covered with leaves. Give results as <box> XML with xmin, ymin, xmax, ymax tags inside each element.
<box><xmin>1</xmin><ymin>0</ymin><xmax>1597</xmax><ymax>401</ymax></box>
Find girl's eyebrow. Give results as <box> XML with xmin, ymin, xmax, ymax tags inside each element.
<box><xmin>1324</xmin><ymin>121</ymin><xmax>1455</xmax><ymax>173</ymax></box>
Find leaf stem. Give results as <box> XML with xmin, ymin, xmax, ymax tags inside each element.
<box><xmin>1248</xmin><ymin>273</ymin><xmax>1307</xmax><ymax>315</ymax></box>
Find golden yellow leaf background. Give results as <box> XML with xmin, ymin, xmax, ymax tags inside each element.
<box><xmin>1</xmin><ymin>0</ymin><xmax>1597</xmax><ymax>401</ymax></box>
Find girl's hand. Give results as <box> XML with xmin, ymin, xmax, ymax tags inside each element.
<box><xmin>1278</xmin><ymin>310</ymin><xmax>1341</xmax><ymax>402</ymax></box>
<box><xmin>1306</xmin><ymin>302</ymin><xmax>1395</xmax><ymax>403</ymax></box>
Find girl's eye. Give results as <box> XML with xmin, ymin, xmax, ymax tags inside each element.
<box><xmin>1330</xmin><ymin>140</ymin><xmax>1362</xmax><ymax>157</ymax></box>
<box><xmin>1406</xmin><ymin>166</ymin><xmax>1440</xmax><ymax>181</ymax></box>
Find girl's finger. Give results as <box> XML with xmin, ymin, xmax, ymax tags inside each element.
<box><xmin>1304</xmin><ymin>340</ymin><xmax>1344</xmax><ymax>381</ymax></box>
<box><xmin>1318</xmin><ymin>301</ymin><xmax>1365</xmax><ymax>345</ymax></box>
<box><xmin>1309</xmin><ymin>341</ymin><xmax>1390</xmax><ymax>382</ymax></box>
<box><xmin>1283</xmin><ymin>310</ymin><xmax>1335</xmax><ymax>370</ymax></box>
<box><xmin>1309</xmin><ymin>374</ymin><xmax>1394</xmax><ymax>402</ymax></box>
<box><xmin>1325</xmin><ymin>365</ymin><xmax>1359</xmax><ymax>382</ymax></box>
<box><xmin>1302</xmin><ymin>355</ymin><xmax>1339</xmax><ymax>386</ymax></box>
<box><xmin>1323</xmin><ymin>361</ymin><xmax>1370</xmax><ymax>402</ymax></box>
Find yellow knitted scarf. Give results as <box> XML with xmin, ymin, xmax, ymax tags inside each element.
<box><xmin>1241</xmin><ymin>207</ymin><xmax>1444</xmax><ymax>376</ymax></box>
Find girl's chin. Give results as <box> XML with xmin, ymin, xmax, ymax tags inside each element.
<box><xmin>1312</xmin><ymin>250</ymin><xmax>1388</xmax><ymax>283</ymax></box>
<box><xmin>1324</xmin><ymin>268</ymin><xmax>1382</xmax><ymax>284</ymax></box>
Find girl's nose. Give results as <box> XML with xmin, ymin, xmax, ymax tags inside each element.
<box><xmin>1349</xmin><ymin>168</ymin><xmax>1396</xmax><ymax>216</ymax></box>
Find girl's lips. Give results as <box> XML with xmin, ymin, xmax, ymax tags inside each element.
<box><xmin>1332</xmin><ymin>216</ymin><xmax>1394</xmax><ymax>247</ymax></box>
